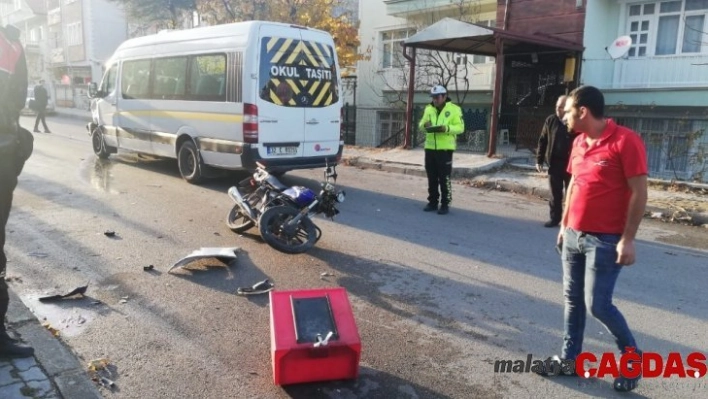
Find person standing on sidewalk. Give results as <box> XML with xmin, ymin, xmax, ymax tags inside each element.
<box><xmin>417</xmin><ymin>85</ymin><xmax>464</xmax><ymax>215</ymax></box>
<box><xmin>0</xmin><ymin>23</ymin><xmax>35</xmax><ymax>358</ymax></box>
<box><xmin>536</xmin><ymin>95</ymin><xmax>573</xmax><ymax>227</ymax></box>
<box><xmin>552</xmin><ymin>85</ymin><xmax>648</xmax><ymax>392</ymax></box>
<box><xmin>32</xmin><ymin>79</ymin><xmax>51</xmax><ymax>133</ymax></box>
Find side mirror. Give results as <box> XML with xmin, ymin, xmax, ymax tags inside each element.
<box><xmin>87</xmin><ymin>82</ymin><xmax>98</xmax><ymax>98</ymax></box>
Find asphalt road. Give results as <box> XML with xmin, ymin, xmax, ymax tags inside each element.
<box><xmin>5</xmin><ymin>115</ymin><xmax>708</xmax><ymax>399</ymax></box>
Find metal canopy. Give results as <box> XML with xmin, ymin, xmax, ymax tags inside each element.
<box><xmin>403</xmin><ymin>17</ymin><xmax>584</xmax><ymax>56</ymax></box>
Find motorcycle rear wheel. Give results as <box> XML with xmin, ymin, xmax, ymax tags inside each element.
<box><xmin>258</xmin><ymin>206</ymin><xmax>317</xmax><ymax>254</ymax></box>
<box><xmin>226</xmin><ymin>204</ymin><xmax>255</xmax><ymax>233</ymax></box>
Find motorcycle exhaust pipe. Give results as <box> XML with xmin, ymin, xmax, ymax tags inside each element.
<box><xmin>228</xmin><ymin>186</ymin><xmax>256</xmax><ymax>220</ymax></box>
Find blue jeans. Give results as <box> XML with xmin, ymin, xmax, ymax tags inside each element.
<box><xmin>561</xmin><ymin>228</ymin><xmax>638</xmax><ymax>360</ymax></box>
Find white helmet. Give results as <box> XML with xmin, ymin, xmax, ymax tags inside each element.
<box><xmin>430</xmin><ymin>85</ymin><xmax>447</xmax><ymax>96</ymax></box>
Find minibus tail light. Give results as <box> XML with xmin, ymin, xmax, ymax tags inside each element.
<box><xmin>244</xmin><ymin>103</ymin><xmax>258</xmax><ymax>144</ymax></box>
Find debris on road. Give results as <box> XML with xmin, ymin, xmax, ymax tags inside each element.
<box><xmin>42</xmin><ymin>322</ymin><xmax>60</xmax><ymax>337</ymax></box>
<box><xmin>28</xmin><ymin>252</ymin><xmax>49</xmax><ymax>258</ymax></box>
<box><xmin>104</xmin><ymin>230</ymin><xmax>116</xmax><ymax>237</ymax></box>
<box><xmin>38</xmin><ymin>283</ymin><xmax>89</xmax><ymax>302</ymax></box>
<box><xmin>236</xmin><ymin>279</ymin><xmax>274</xmax><ymax>296</ymax></box>
<box><xmin>143</xmin><ymin>264</ymin><xmax>154</xmax><ymax>271</ymax></box>
<box><xmin>88</xmin><ymin>358</ymin><xmax>117</xmax><ymax>390</ymax></box>
<box><xmin>168</xmin><ymin>247</ymin><xmax>240</xmax><ymax>273</ymax></box>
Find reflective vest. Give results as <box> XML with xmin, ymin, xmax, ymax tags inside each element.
<box><xmin>417</xmin><ymin>100</ymin><xmax>464</xmax><ymax>150</ymax></box>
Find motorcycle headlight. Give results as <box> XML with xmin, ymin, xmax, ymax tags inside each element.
<box><xmin>336</xmin><ymin>191</ymin><xmax>346</xmax><ymax>203</ymax></box>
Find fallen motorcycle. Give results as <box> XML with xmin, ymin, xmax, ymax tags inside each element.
<box><xmin>226</xmin><ymin>163</ymin><xmax>345</xmax><ymax>254</ymax></box>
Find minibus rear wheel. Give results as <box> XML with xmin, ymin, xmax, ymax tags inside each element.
<box><xmin>177</xmin><ymin>140</ymin><xmax>204</xmax><ymax>184</ymax></box>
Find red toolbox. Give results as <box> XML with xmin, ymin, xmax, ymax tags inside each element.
<box><xmin>269</xmin><ymin>287</ymin><xmax>361</xmax><ymax>385</ymax></box>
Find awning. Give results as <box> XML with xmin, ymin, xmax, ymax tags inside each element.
<box><xmin>403</xmin><ymin>17</ymin><xmax>584</xmax><ymax>57</ymax></box>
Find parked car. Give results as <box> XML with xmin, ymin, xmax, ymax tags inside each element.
<box><xmin>21</xmin><ymin>85</ymin><xmax>56</xmax><ymax>115</ymax></box>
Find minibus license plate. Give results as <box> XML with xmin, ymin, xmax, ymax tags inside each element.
<box><xmin>267</xmin><ymin>146</ymin><xmax>297</xmax><ymax>156</ymax></box>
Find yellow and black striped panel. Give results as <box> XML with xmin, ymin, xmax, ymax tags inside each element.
<box><xmin>259</xmin><ymin>37</ymin><xmax>339</xmax><ymax>107</ymax></box>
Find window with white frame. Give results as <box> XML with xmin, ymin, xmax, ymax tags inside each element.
<box><xmin>66</xmin><ymin>22</ymin><xmax>83</xmax><ymax>46</ymax></box>
<box><xmin>378</xmin><ymin>110</ymin><xmax>405</xmax><ymax>140</ymax></box>
<box><xmin>48</xmin><ymin>8</ymin><xmax>61</xmax><ymax>25</ymax></box>
<box><xmin>626</xmin><ymin>1</ymin><xmax>708</xmax><ymax>57</ymax></box>
<box><xmin>380</xmin><ymin>29</ymin><xmax>416</xmax><ymax>69</ymax></box>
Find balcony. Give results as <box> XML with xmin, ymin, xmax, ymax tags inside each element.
<box><xmin>583</xmin><ymin>54</ymin><xmax>708</xmax><ymax>90</ymax></box>
<box><xmin>384</xmin><ymin>0</ymin><xmax>496</xmax><ymax>18</ymax></box>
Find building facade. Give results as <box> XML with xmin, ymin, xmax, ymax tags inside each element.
<box><xmin>355</xmin><ymin>0</ymin><xmax>498</xmax><ymax>147</ymax></box>
<box><xmin>583</xmin><ymin>0</ymin><xmax>708</xmax><ymax>182</ymax></box>
<box><xmin>45</xmin><ymin>0</ymin><xmax>127</xmax><ymax>109</ymax></box>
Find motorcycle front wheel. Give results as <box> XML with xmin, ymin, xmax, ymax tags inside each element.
<box><xmin>258</xmin><ymin>205</ymin><xmax>317</xmax><ymax>254</ymax></box>
<box><xmin>226</xmin><ymin>204</ymin><xmax>255</xmax><ymax>233</ymax></box>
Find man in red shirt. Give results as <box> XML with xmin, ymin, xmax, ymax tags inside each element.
<box><xmin>553</xmin><ymin>86</ymin><xmax>648</xmax><ymax>391</ymax></box>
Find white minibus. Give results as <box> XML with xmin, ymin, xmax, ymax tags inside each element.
<box><xmin>87</xmin><ymin>21</ymin><xmax>344</xmax><ymax>183</ymax></box>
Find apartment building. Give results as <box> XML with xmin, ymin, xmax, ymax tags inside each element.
<box><xmin>583</xmin><ymin>0</ymin><xmax>708</xmax><ymax>181</ymax></box>
<box><xmin>45</xmin><ymin>0</ymin><xmax>127</xmax><ymax>109</ymax></box>
<box><xmin>355</xmin><ymin>0</ymin><xmax>498</xmax><ymax>147</ymax></box>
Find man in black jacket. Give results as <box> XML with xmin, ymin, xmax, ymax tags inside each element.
<box><xmin>536</xmin><ymin>95</ymin><xmax>573</xmax><ymax>227</ymax></box>
<box><xmin>0</xmin><ymin>23</ymin><xmax>35</xmax><ymax>358</ymax></box>
<box><xmin>32</xmin><ymin>79</ymin><xmax>51</xmax><ymax>133</ymax></box>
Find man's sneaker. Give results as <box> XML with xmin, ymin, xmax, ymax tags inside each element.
<box><xmin>423</xmin><ymin>203</ymin><xmax>438</xmax><ymax>212</ymax></box>
<box><xmin>0</xmin><ymin>338</ymin><xmax>34</xmax><ymax>358</ymax></box>
<box><xmin>437</xmin><ymin>205</ymin><xmax>449</xmax><ymax>215</ymax></box>
<box><xmin>544</xmin><ymin>220</ymin><xmax>560</xmax><ymax>228</ymax></box>
<box><xmin>33</xmin><ymin>129</ymin><xmax>40</xmax><ymax>133</ymax></box>
<box><xmin>534</xmin><ymin>355</ymin><xmax>578</xmax><ymax>377</ymax></box>
<box><xmin>44</xmin><ymin>130</ymin><xmax>51</xmax><ymax>134</ymax></box>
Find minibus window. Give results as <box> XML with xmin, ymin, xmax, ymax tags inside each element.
<box><xmin>188</xmin><ymin>54</ymin><xmax>226</xmax><ymax>102</ymax></box>
<box><xmin>259</xmin><ymin>36</ymin><xmax>339</xmax><ymax>107</ymax></box>
<box><xmin>121</xmin><ymin>59</ymin><xmax>152</xmax><ymax>100</ymax></box>
<box><xmin>153</xmin><ymin>57</ymin><xmax>188</xmax><ymax>100</ymax></box>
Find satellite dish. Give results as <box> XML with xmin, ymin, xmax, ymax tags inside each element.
<box><xmin>606</xmin><ymin>35</ymin><xmax>633</xmax><ymax>59</ymax></box>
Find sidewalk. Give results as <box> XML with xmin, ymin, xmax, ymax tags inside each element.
<box><xmin>2</xmin><ymin>289</ymin><xmax>101</xmax><ymax>399</ymax></box>
<box><xmin>342</xmin><ymin>146</ymin><xmax>708</xmax><ymax>227</ymax></box>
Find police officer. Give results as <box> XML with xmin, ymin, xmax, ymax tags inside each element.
<box><xmin>1</xmin><ymin>22</ymin><xmax>35</xmax><ymax>357</ymax></box>
<box><xmin>418</xmin><ymin>85</ymin><xmax>464</xmax><ymax>215</ymax></box>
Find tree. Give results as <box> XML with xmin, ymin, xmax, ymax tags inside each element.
<box><xmin>111</xmin><ymin>0</ymin><xmax>197</xmax><ymax>32</ymax></box>
<box><xmin>360</xmin><ymin>0</ymin><xmax>484</xmax><ymax>108</ymax></box>
<box><xmin>196</xmin><ymin>0</ymin><xmax>359</xmax><ymax>69</ymax></box>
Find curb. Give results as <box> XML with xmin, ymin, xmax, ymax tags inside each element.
<box><xmin>6</xmin><ymin>289</ymin><xmax>102</xmax><ymax>399</ymax></box>
<box><xmin>344</xmin><ymin>156</ymin><xmax>506</xmax><ymax>179</ymax></box>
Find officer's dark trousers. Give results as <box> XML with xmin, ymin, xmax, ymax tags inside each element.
<box><xmin>425</xmin><ymin>149</ymin><xmax>453</xmax><ymax>206</ymax></box>
<box><xmin>0</xmin><ymin>146</ymin><xmax>18</xmax><ymax>333</ymax></box>
<box><xmin>548</xmin><ymin>167</ymin><xmax>571</xmax><ymax>223</ymax></box>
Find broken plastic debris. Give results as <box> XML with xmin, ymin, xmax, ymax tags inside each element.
<box><xmin>119</xmin><ymin>299</ymin><xmax>127</xmax><ymax>304</ymax></box>
<box><xmin>168</xmin><ymin>247</ymin><xmax>240</xmax><ymax>273</ymax></box>
<box><xmin>39</xmin><ymin>283</ymin><xmax>88</xmax><ymax>303</ymax></box>
<box><xmin>143</xmin><ymin>265</ymin><xmax>154</xmax><ymax>271</ymax></box>
<box><xmin>99</xmin><ymin>376</ymin><xmax>115</xmax><ymax>388</ymax></box>
<box><xmin>104</xmin><ymin>230</ymin><xmax>116</xmax><ymax>237</ymax></box>
<box><xmin>236</xmin><ymin>279</ymin><xmax>274</xmax><ymax>296</ymax></box>
<box><xmin>88</xmin><ymin>358</ymin><xmax>110</xmax><ymax>372</ymax></box>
